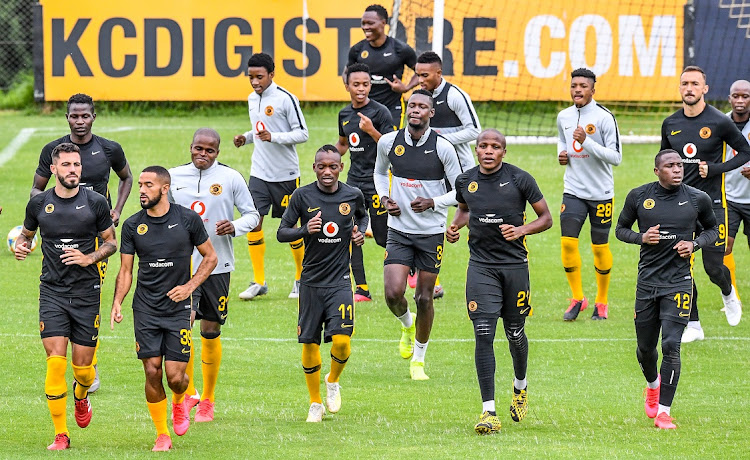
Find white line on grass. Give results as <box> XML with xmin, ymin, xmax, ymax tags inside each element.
<box><xmin>0</xmin><ymin>127</ymin><xmax>36</xmax><ymax>168</ymax></box>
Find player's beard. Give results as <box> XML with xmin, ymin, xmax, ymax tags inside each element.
<box><xmin>682</xmin><ymin>95</ymin><xmax>701</xmax><ymax>106</ymax></box>
<box><xmin>56</xmin><ymin>172</ymin><xmax>79</xmax><ymax>189</ymax></box>
<box><xmin>140</xmin><ymin>192</ymin><xmax>163</xmax><ymax>210</ymax></box>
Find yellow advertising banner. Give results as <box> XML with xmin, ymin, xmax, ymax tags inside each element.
<box><xmin>40</xmin><ymin>0</ymin><xmax>683</xmax><ymax>101</ymax></box>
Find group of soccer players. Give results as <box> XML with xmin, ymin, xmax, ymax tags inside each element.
<box><xmin>11</xmin><ymin>3</ymin><xmax>750</xmax><ymax>451</ymax></box>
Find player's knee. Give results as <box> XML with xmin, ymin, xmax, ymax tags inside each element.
<box><xmin>503</xmin><ymin>321</ymin><xmax>527</xmax><ymax>348</ymax></box>
<box><xmin>661</xmin><ymin>334</ymin><xmax>681</xmax><ymax>358</ymax></box>
<box><xmin>473</xmin><ymin>318</ymin><xmax>496</xmax><ymax>344</ymax></box>
<box><xmin>200</xmin><ymin>325</ymin><xmax>221</xmax><ymax>338</ymax></box>
<box><xmin>414</xmin><ymin>291</ymin><xmax>433</xmax><ymax>310</ymax></box>
<box><xmin>72</xmin><ymin>364</ymin><xmax>95</xmax><ymax>387</ymax></box>
<box><xmin>143</xmin><ymin>362</ymin><xmax>163</xmax><ymax>382</ymax></box>
<box><xmin>560</xmin><ymin>218</ymin><xmax>584</xmax><ymax>239</ymax></box>
<box><xmin>330</xmin><ymin>335</ymin><xmax>351</xmax><ymax>361</ymax></box>
<box><xmin>384</xmin><ymin>286</ymin><xmax>405</xmax><ymax>306</ymax></box>
<box><xmin>590</xmin><ymin>230</ymin><xmax>610</xmax><ymax>246</ymax></box>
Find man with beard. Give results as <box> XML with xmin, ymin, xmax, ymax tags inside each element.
<box><xmin>112</xmin><ymin>166</ymin><xmax>217</xmax><ymax>451</ymax></box>
<box><xmin>374</xmin><ymin>89</ymin><xmax>462</xmax><ymax>380</ymax></box>
<box><xmin>616</xmin><ymin>149</ymin><xmax>718</xmax><ymax>429</ymax></box>
<box><xmin>15</xmin><ymin>143</ymin><xmax>117</xmax><ymax>450</ymax></box>
<box><xmin>661</xmin><ymin>66</ymin><xmax>750</xmax><ymax>340</ymax></box>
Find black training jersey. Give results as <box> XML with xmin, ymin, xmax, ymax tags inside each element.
<box><xmin>279</xmin><ymin>183</ymin><xmax>368</xmax><ymax>287</ymax></box>
<box><xmin>23</xmin><ymin>188</ymin><xmax>113</xmax><ymax>296</ymax></box>
<box><xmin>455</xmin><ymin>163</ymin><xmax>544</xmax><ymax>267</ymax></box>
<box><xmin>121</xmin><ymin>204</ymin><xmax>209</xmax><ymax>316</ymax></box>
<box><xmin>616</xmin><ymin>182</ymin><xmax>718</xmax><ymax>287</ymax></box>
<box><xmin>347</xmin><ymin>37</ymin><xmax>417</xmax><ymax>111</ymax></box>
<box><xmin>661</xmin><ymin>105</ymin><xmax>750</xmax><ymax>205</ymax></box>
<box><xmin>37</xmin><ymin>134</ymin><xmax>127</xmax><ymax>207</ymax></box>
<box><xmin>339</xmin><ymin>99</ymin><xmax>395</xmax><ymax>182</ymax></box>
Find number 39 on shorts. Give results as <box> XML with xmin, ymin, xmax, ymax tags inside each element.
<box><xmin>180</xmin><ymin>328</ymin><xmax>192</xmax><ymax>346</ymax></box>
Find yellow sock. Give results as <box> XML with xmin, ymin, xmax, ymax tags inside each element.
<box><xmin>172</xmin><ymin>391</ymin><xmax>185</xmax><ymax>404</ymax></box>
<box><xmin>45</xmin><ymin>355</ymin><xmax>68</xmax><ymax>435</ymax></box>
<box><xmin>436</xmin><ymin>275</ymin><xmax>441</xmax><ymax>286</ymax></box>
<box><xmin>328</xmin><ymin>335</ymin><xmax>351</xmax><ymax>383</ymax></box>
<box><xmin>185</xmin><ymin>341</ymin><xmax>196</xmax><ymax>396</ymax></box>
<box><xmin>561</xmin><ymin>237</ymin><xmax>584</xmax><ymax>299</ymax></box>
<box><xmin>201</xmin><ymin>335</ymin><xmax>222</xmax><ymax>403</ymax></box>
<box><xmin>72</xmin><ymin>363</ymin><xmax>95</xmax><ymax>399</ymax></box>
<box><xmin>357</xmin><ymin>284</ymin><xmax>369</xmax><ymax>292</ymax></box>
<box><xmin>290</xmin><ymin>239</ymin><xmax>304</xmax><ymax>280</ymax></box>
<box><xmin>247</xmin><ymin>230</ymin><xmax>266</xmax><ymax>285</ymax></box>
<box><xmin>147</xmin><ymin>398</ymin><xmax>169</xmax><ymax>435</ymax></box>
<box><xmin>302</xmin><ymin>343</ymin><xmax>322</xmax><ymax>404</ymax></box>
<box><xmin>725</xmin><ymin>253</ymin><xmax>740</xmax><ymax>300</ymax></box>
<box><xmin>592</xmin><ymin>243</ymin><xmax>613</xmax><ymax>305</ymax></box>
<box><xmin>92</xmin><ymin>338</ymin><xmax>99</xmax><ymax>366</ymax></box>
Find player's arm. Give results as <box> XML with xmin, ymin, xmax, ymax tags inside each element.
<box><xmin>167</xmin><ymin>239</ymin><xmax>218</xmax><ymax>302</ymax></box>
<box><xmin>234</xmin><ymin>100</ymin><xmax>256</xmax><ymax>147</ymax></box>
<box><xmin>431</xmin><ymin>140</ymin><xmax>461</xmax><ymax>210</ymax></box>
<box><xmin>277</xmin><ymin>191</ymin><xmax>311</xmax><ymax>242</ymax></box>
<box><xmin>60</xmin><ymin>225</ymin><xmax>117</xmax><ymax>267</ymax></box>
<box><xmin>702</xmin><ymin>121</ymin><xmax>750</xmax><ymax>177</ymax></box>
<box><xmin>441</xmin><ymin>88</ymin><xmax>481</xmax><ymax>145</ymax></box>
<box><xmin>500</xmin><ymin>198</ymin><xmax>553</xmax><ymax>241</ymax></box>
<box><xmin>269</xmin><ymin>96</ymin><xmax>309</xmax><ymax>145</ymax></box>
<box><xmin>659</xmin><ymin>119</ymin><xmax>671</xmax><ymax>150</ymax></box>
<box><xmin>111</xmin><ymin>161</ymin><xmax>133</xmax><ymax>226</ymax></box>
<box><xmin>335</xmin><ymin>112</ymin><xmax>350</xmax><ymax>155</ymax></box>
<box><xmin>16</xmin><ymin>196</ymin><xmax>43</xmax><ymax>260</ymax></box>
<box><xmin>14</xmin><ymin>226</ymin><xmax>37</xmax><ymax>260</ymax></box>
<box><xmin>31</xmin><ymin>144</ymin><xmax>54</xmax><ymax>197</ymax></box>
<box><xmin>691</xmin><ymin>191</ymin><xmax>720</xmax><ymax>250</ymax></box>
<box><xmin>374</xmin><ymin>134</ymin><xmax>399</xmax><ymax>214</ymax></box>
<box><xmin>352</xmin><ymin>190</ymin><xmax>368</xmax><ymax>246</ymax></box>
<box><xmin>358</xmin><ymin>113</ymin><xmax>385</xmax><ymax>143</ymax></box>
<box><xmin>581</xmin><ymin>113</ymin><xmax>622</xmax><ymax>165</ymax></box>
<box><xmin>557</xmin><ymin>115</ymin><xmax>569</xmax><ymax>165</ymax></box>
<box><xmin>447</xmin><ymin>202</ymin><xmax>470</xmax><ymax>243</ymax></box>
<box><xmin>111</xmin><ymin>252</ymin><xmax>134</xmax><ymax>329</ymax></box>
<box><xmin>221</xmin><ymin>175</ymin><xmax>261</xmax><ymax>237</ymax></box>
<box><xmin>615</xmin><ymin>189</ymin><xmax>647</xmax><ymax>245</ymax></box>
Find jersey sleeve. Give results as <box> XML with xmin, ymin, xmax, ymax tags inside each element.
<box><xmin>36</xmin><ymin>143</ymin><xmax>56</xmax><ymax>178</ymax></box>
<box><xmin>442</xmin><ymin>87</ymin><xmax>480</xmax><ymax>146</ymax></box>
<box><xmin>120</xmin><ymin>219</ymin><xmax>136</xmax><ymax>255</ymax></box>
<box><xmin>23</xmin><ymin>194</ymin><xmax>44</xmax><ymax>232</ymax></box>
<box><xmin>89</xmin><ymin>193</ymin><xmax>114</xmax><ymax>232</ymax></box>
<box><xmin>185</xmin><ymin>208</ymin><xmax>210</xmax><ymax>247</ymax></box>
<box><xmin>432</xmin><ymin>137</ymin><xmax>461</xmax><ymax>209</ymax></box>
<box><xmin>271</xmin><ymin>91</ymin><xmax>309</xmax><ymax>145</ymax></box>
<box><xmin>556</xmin><ymin>113</ymin><xmax>567</xmax><ymax>155</ymax></box>
<box><xmin>660</xmin><ymin>119</ymin><xmax>671</xmax><ymax>150</ymax></box>
<box><xmin>374</xmin><ymin>132</ymin><xmax>395</xmax><ymax>198</ymax></box>
<box><xmin>516</xmin><ymin>170</ymin><xmax>544</xmax><ymax>204</ymax></box>
<box><xmin>101</xmin><ymin>137</ymin><xmax>128</xmax><ymax>172</ymax></box>
<box><xmin>397</xmin><ymin>41</ymin><xmax>417</xmax><ymax>70</ymax></box>
<box><xmin>581</xmin><ymin>108</ymin><xmax>622</xmax><ymax>165</ymax></box>
<box><xmin>338</xmin><ymin>110</ymin><xmax>346</xmax><ymax>138</ymax></box>
<box><xmin>694</xmin><ymin>190</ymin><xmax>719</xmax><ymax>248</ymax></box>
<box><xmin>230</xmin><ymin>171</ymin><xmax>261</xmax><ymax>237</ymax></box>
<box><xmin>615</xmin><ymin>188</ymin><xmax>642</xmax><ymax>245</ymax></box>
<box><xmin>707</xmin><ymin>117</ymin><xmax>750</xmax><ymax>177</ymax></box>
<box><xmin>354</xmin><ymin>188</ymin><xmax>369</xmax><ymax>233</ymax></box>
<box><xmin>277</xmin><ymin>189</ymin><xmax>307</xmax><ymax>242</ymax></box>
<box><xmin>376</xmin><ymin>106</ymin><xmax>396</xmax><ymax>133</ymax></box>
<box><xmin>454</xmin><ymin>173</ymin><xmax>467</xmax><ymax>204</ymax></box>
<box><xmin>347</xmin><ymin>42</ymin><xmax>361</xmax><ymax>67</ymax></box>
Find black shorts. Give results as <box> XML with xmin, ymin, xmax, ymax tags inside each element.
<box><xmin>389</xmin><ymin>102</ymin><xmax>404</xmax><ymax>130</ymax></box>
<box><xmin>465</xmin><ymin>264</ymin><xmax>532</xmax><ymax>321</ymax></box>
<box><xmin>727</xmin><ymin>201</ymin><xmax>750</xmax><ymax>241</ymax></box>
<box><xmin>384</xmin><ymin>229</ymin><xmax>444</xmax><ymax>274</ymax></box>
<box><xmin>297</xmin><ymin>283</ymin><xmax>355</xmax><ymax>345</ymax></box>
<box><xmin>697</xmin><ymin>205</ymin><xmax>728</xmax><ymax>253</ymax></box>
<box><xmin>133</xmin><ymin>309</ymin><xmax>192</xmax><ymax>362</ymax></box>
<box><xmin>191</xmin><ymin>273</ymin><xmax>230</xmax><ymax>324</ymax></box>
<box><xmin>560</xmin><ymin>193</ymin><xmax>614</xmax><ymax>243</ymax></box>
<box><xmin>39</xmin><ymin>291</ymin><xmax>101</xmax><ymax>347</ymax></box>
<box><xmin>347</xmin><ymin>179</ymin><xmax>388</xmax><ymax>247</ymax></box>
<box><xmin>634</xmin><ymin>284</ymin><xmax>692</xmax><ymax>326</ymax></box>
<box><xmin>248</xmin><ymin>176</ymin><xmax>299</xmax><ymax>218</ymax></box>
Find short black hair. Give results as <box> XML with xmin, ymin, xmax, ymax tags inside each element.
<box><xmin>417</xmin><ymin>51</ymin><xmax>442</xmax><ymax>67</ymax></box>
<box><xmin>345</xmin><ymin>63</ymin><xmax>371</xmax><ymax>84</ymax></box>
<box><xmin>682</xmin><ymin>65</ymin><xmax>706</xmax><ymax>83</ymax></box>
<box><xmin>477</xmin><ymin>128</ymin><xmax>506</xmax><ymax>148</ymax></box>
<box><xmin>67</xmin><ymin>93</ymin><xmax>94</xmax><ymax>113</ymax></box>
<box><xmin>51</xmin><ymin>142</ymin><xmax>80</xmax><ymax>162</ymax></box>
<box><xmin>315</xmin><ymin>144</ymin><xmax>341</xmax><ymax>161</ymax></box>
<box><xmin>193</xmin><ymin>127</ymin><xmax>221</xmax><ymax>146</ymax></box>
<box><xmin>410</xmin><ymin>88</ymin><xmax>434</xmax><ymax>104</ymax></box>
<box><xmin>655</xmin><ymin>148</ymin><xmax>680</xmax><ymax>167</ymax></box>
<box><xmin>142</xmin><ymin>165</ymin><xmax>171</xmax><ymax>184</ymax></box>
<box><xmin>247</xmin><ymin>53</ymin><xmax>275</xmax><ymax>74</ymax></box>
<box><xmin>571</xmin><ymin>68</ymin><xmax>596</xmax><ymax>84</ymax></box>
<box><xmin>365</xmin><ymin>4</ymin><xmax>388</xmax><ymax>22</ymax></box>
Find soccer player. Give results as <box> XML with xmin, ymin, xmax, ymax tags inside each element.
<box><xmin>31</xmin><ymin>93</ymin><xmax>133</xmax><ymax>392</ymax></box>
<box><xmin>277</xmin><ymin>145</ymin><xmax>368</xmax><ymax>422</ymax></box>
<box><xmin>15</xmin><ymin>143</ymin><xmax>117</xmax><ymax>450</ymax></box>
<box><xmin>661</xmin><ymin>66</ymin><xmax>750</xmax><ymax>340</ymax></box>
<box><xmin>616</xmin><ymin>149</ymin><xmax>719</xmax><ymax>429</ymax></box>
<box><xmin>723</xmin><ymin>79</ymin><xmax>750</xmax><ymax>302</ymax></box>
<box><xmin>233</xmin><ymin>53</ymin><xmax>309</xmax><ymax>300</ymax></box>
<box><xmin>557</xmin><ymin>68</ymin><xmax>622</xmax><ymax>321</ymax></box>
<box><xmin>346</xmin><ymin>4</ymin><xmax>418</xmax><ymax>128</ymax></box>
<box><xmin>111</xmin><ymin>166</ymin><xmax>217</xmax><ymax>452</ymax></box>
<box><xmin>335</xmin><ymin>63</ymin><xmax>395</xmax><ymax>302</ymax></box>
<box><xmin>374</xmin><ymin>89</ymin><xmax>462</xmax><ymax>380</ymax></box>
<box><xmin>169</xmin><ymin>128</ymin><xmax>260</xmax><ymax>421</ymax></box>
<box><xmin>447</xmin><ymin>129</ymin><xmax>551</xmax><ymax>434</ymax></box>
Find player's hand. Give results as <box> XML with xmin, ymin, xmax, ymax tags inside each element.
<box><xmin>673</xmin><ymin>240</ymin><xmax>694</xmax><ymax>258</ymax></box>
<box><xmin>558</xmin><ymin>150</ymin><xmax>569</xmax><ymax>165</ymax></box>
<box><xmin>110</xmin><ymin>301</ymin><xmax>123</xmax><ymax>330</ymax></box>
<box><xmin>500</xmin><ymin>224</ymin><xmax>525</xmax><ymax>241</ymax></box>
<box><xmin>573</xmin><ymin>126</ymin><xmax>586</xmax><ymax>144</ymax></box>
<box><xmin>383</xmin><ymin>197</ymin><xmax>401</xmax><ymax>216</ymax></box>
<box><xmin>110</xmin><ymin>209</ymin><xmax>120</xmax><ymax>227</ymax></box>
<box><xmin>741</xmin><ymin>166</ymin><xmax>750</xmax><ymax>179</ymax></box>
<box><xmin>446</xmin><ymin>224</ymin><xmax>460</xmax><ymax>243</ymax></box>
<box><xmin>14</xmin><ymin>238</ymin><xmax>31</xmax><ymax>260</ymax></box>
<box><xmin>307</xmin><ymin>211</ymin><xmax>322</xmax><ymax>234</ymax></box>
<box><xmin>358</xmin><ymin>113</ymin><xmax>375</xmax><ymax>135</ymax></box>
<box><xmin>698</xmin><ymin>161</ymin><xmax>708</xmax><ymax>178</ymax></box>
<box><xmin>60</xmin><ymin>248</ymin><xmax>94</xmax><ymax>267</ymax></box>
<box><xmin>215</xmin><ymin>219</ymin><xmax>235</xmax><ymax>236</ymax></box>
<box><xmin>234</xmin><ymin>134</ymin><xmax>246</xmax><ymax>148</ymax></box>
<box><xmin>256</xmin><ymin>129</ymin><xmax>272</xmax><ymax>142</ymax></box>
<box><xmin>167</xmin><ymin>284</ymin><xmax>193</xmax><ymax>302</ymax></box>
<box><xmin>411</xmin><ymin>196</ymin><xmax>434</xmax><ymax>213</ymax></box>
<box><xmin>642</xmin><ymin>224</ymin><xmax>660</xmax><ymax>245</ymax></box>
<box><xmin>352</xmin><ymin>225</ymin><xmax>365</xmax><ymax>246</ymax></box>
<box><xmin>386</xmin><ymin>75</ymin><xmax>409</xmax><ymax>93</ymax></box>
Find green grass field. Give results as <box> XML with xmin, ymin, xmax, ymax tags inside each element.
<box><xmin>0</xmin><ymin>108</ymin><xmax>748</xmax><ymax>458</ymax></box>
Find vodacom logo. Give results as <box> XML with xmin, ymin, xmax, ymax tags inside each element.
<box><xmin>349</xmin><ymin>132</ymin><xmax>360</xmax><ymax>146</ymax></box>
<box><xmin>572</xmin><ymin>140</ymin><xmax>584</xmax><ymax>153</ymax></box>
<box><xmin>191</xmin><ymin>200</ymin><xmax>206</xmax><ymax>215</ymax></box>
<box><xmin>255</xmin><ymin>121</ymin><xmax>266</xmax><ymax>133</ymax></box>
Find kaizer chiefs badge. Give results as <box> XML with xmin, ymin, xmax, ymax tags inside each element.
<box><xmin>137</xmin><ymin>224</ymin><xmax>148</xmax><ymax>235</ymax></box>
<box><xmin>468</xmin><ymin>181</ymin><xmax>478</xmax><ymax>193</ymax></box>
<box><xmin>585</xmin><ymin>124</ymin><xmax>596</xmax><ymax>134</ymax></box>
<box><xmin>361</xmin><ymin>50</ymin><xmax>369</xmax><ymax>59</ymax></box>
<box><xmin>265</xmin><ymin>105</ymin><xmax>274</xmax><ymax>116</ymax></box>
<box><xmin>45</xmin><ymin>204</ymin><xmax>54</xmax><ymax>214</ymax></box>
<box><xmin>210</xmin><ymin>184</ymin><xmax>223</xmax><ymax>196</ymax></box>
<box><xmin>339</xmin><ymin>203</ymin><xmax>351</xmax><ymax>215</ymax></box>
<box><xmin>699</xmin><ymin>127</ymin><xmax>711</xmax><ymax>139</ymax></box>
<box><xmin>468</xmin><ymin>301</ymin><xmax>478</xmax><ymax>312</ymax></box>
<box><xmin>643</xmin><ymin>198</ymin><xmax>655</xmax><ymax>210</ymax></box>
<box><xmin>394</xmin><ymin>145</ymin><xmax>405</xmax><ymax>156</ymax></box>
